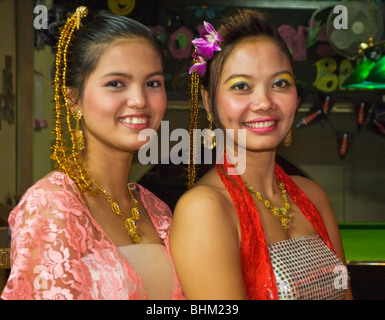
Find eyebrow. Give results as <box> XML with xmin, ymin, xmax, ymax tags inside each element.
<box><xmin>223</xmin><ymin>70</ymin><xmax>294</xmax><ymax>84</ymax></box>
<box><xmin>102</xmin><ymin>71</ymin><xmax>164</xmax><ymax>79</ymax></box>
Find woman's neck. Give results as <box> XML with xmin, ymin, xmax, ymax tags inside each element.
<box><xmin>226</xmin><ymin>147</ymin><xmax>278</xmax><ymax>198</ymax></box>
<box><xmin>82</xmin><ymin>148</ymin><xmax>134</xmax><ymax>199</ymax></box>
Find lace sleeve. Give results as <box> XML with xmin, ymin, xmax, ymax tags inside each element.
<box><xmin>1</xmin><ymin>176</ymin><xmax>93</xmax><ymax>300</ymax></box>
<box><xmin>133</xmin><ymin>184</ymin><xmax>173</xmax><ymax>243</ymax></box>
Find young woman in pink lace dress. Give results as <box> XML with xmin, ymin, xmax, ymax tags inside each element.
<box><xmin>1</xmin><ymin>7</ymin><xmax>184</xmax><ymax>300</ymax></box>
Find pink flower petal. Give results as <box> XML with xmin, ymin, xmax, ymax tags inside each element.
<box><xmin>204</xmin><ymin>21</ymin><xmax>216</xmax><ymax>35</ymax></box>
<box><xmin>189</xmin><ymin>62</ymin><xmax>206</xmax><ymax>76</ymax></box>
<box><xmin>192</xmin><ymin>38</ymin><xmax>208</xmax><ymax>47</ymax></box>
<box><xmin>192</xmin><ymin>51</ymin><xmax>200</xmax><ymax>60</ymax></box>
<box><xmin>196</xmin><ymin>46</ymin><xmax>214</xmax><ymax>60</ymax></box>
<box><xmin>196</xmin><ymin>63</ymin><xmax>206</xmax><ymax>76</ymax></box>
<box><xmin>211</xmin><ymin>42</ymin><xmax>221</xmax><ymax>52</ymax></box>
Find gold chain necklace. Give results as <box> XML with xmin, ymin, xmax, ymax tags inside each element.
<box><xmin>84</xmin><ymin>167</ymin><xmax>141</xmax><ymax>243</ymax></box>
<box><xmin>245</xmin><ymin>179</ymin><xmax>292</xmax><ymax>232</ymax></box>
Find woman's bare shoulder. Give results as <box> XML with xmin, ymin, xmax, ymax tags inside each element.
<box><xmin>290</xmin><ymin>175</ymin><xmax>339</xmax><ymax>237</ymax></box>
<box><xmin>174</xmin><ymin>168</ymin><xmax>229</xmax><ymax>215</ymax></box>
<box><xmin>290</xmin><ymin>175</ymin><xmax>329</xmax><ymax>210</ymax></box>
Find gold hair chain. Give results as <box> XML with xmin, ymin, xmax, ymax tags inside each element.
<box><xmin>188</xmin><ymin>64</ymin><xmax>200</xmax><ymax>189</ymax></box>
<box><xmin>245</xmin><ymin>180</ymin><xmax>292</xmax><ymax>232</ymax></box>
<box><xmin>51</xmin><ymin>6</ymin><xmax>94</xmax><ymax>193</ymax></box>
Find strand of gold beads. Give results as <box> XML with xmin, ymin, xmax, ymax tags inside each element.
<box><xmin>51</xmin><ymin>6</ymin><xmax>92</xmax><ymax>193</ymax></box>
<box><xmin>188</xmin><ymin>61</ymin><xmax>200</xmax><ymax>189</ymax></box>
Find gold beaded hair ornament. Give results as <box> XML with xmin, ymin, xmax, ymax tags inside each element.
<box><xmin>51</xmin><ymin>6</ymin><xmax>92</xmax><ymax>193</ymax></box>
<box><xmin>51</xmin><ymin>6</ymin><xmax>141</xmax><ymax>242</ymax></box>
<box><xmin>188</xmin><ymin>21</ymin><xmax>223</xmax><ymax>189</ymax></box>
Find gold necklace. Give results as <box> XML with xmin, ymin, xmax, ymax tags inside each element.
<box><xmin>85</xmin><ymin>167</ymin><xmax>141</xmax><ymax>243</ymax></box>
<box><xmin>245</xmin><ymin>179</ymin><xmax>292</xmax><ymax>232</ymax></box>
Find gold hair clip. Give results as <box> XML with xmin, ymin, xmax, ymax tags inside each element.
<box><xmin>75</xmin><ymin>6</ymin><xmax>88</xmax><ymax>29</ymax></box>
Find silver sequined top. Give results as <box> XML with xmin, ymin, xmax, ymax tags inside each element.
<box><xmin>268</xmin><ymin>234</ymin><xmax>348</xmax><ymax>300</ymax></box>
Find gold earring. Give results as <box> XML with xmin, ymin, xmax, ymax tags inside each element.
<box><xmin>284</xmin><ymin>129</ymin><xmax>292</xmax><ymax>147</ymax></box>
<box><xmin>203</xmin><ymin>112</ymin><xmax>216</xmax><ymax>149</ymax></box>
<box><xmin>73</xmin><ymin>110</ymin><xmax>85</xmax><ymax>152</ymax></box>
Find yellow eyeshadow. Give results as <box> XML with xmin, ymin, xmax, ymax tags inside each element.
<box><xmin>278</xmin><ymin>73</ymin><xmax>294</xmax><ymax>83</ymax></box>
<box><xmin>226</xmin><ymin>77</ymin><xmax>249</xmax><ymax>87</ymax></box>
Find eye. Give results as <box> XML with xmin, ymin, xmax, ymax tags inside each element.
<box><xmin>273</xmin><ymin>79</ymin><xmax>290</xmax><ymax>89</ymax></box>
<box><xmin>230</xmin><ymin>82</ymin><xmax>251</xmax><ymax>91</ymax></box>
<box><xmin>146</xmin><ymin>80</ymin><xmax>162</xmax><ymax>88</ymax></box>
<box><xmin>106</xmin><ymin>81</ymin><xmax>123</xmax><ymax>88</ymax></box>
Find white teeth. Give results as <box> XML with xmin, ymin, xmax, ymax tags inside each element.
<box><xmin>120</xmin><ymin>117</ymin><xmax>148</xmax><ymax>125</ymax></box>
<box><xmin>244</xmin><ymin>121</ymin><xmax>276</xmax><ymax>128</ymax></box>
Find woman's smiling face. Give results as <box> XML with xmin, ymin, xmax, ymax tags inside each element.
<box><xmin>77</xmin><ymin>38</ymin><xmax>166</xmax><ymax>153</ymax></box>
<box><xmin>212</xmin><ymin>37</ymin><xmax>298</xmax><ymax>152</ymax></box>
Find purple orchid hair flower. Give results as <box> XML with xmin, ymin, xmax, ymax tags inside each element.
<box><xmin>189</xmin><ymin>21</ymin><xmax>223</xmax><ymax>76</ymax></box>
<box><xmin>189</xmin><ymin>52</ymin><xmax>206</xmax><ymax>76</ymax></box>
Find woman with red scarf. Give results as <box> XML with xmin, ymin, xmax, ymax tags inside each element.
<box><xmin>170</xmin><ymin>9</ymin><xmax>353</xmax><ymax>300</ymax></box>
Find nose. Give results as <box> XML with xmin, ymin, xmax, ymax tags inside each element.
<box><xmin>250</xmin><ymin>89</ymin><xmax>275</xmax><ymax>112</ymax></box>
<box><xmin>126</xmin><ymin>85</ymin><xmax>146</xmax><ymax>109</ymax></box>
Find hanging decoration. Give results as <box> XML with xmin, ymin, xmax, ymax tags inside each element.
<box><xmin>354</xmin><ymin>101</ymin><xmax>371</xmax><ymax>132</ymax></box>
<box><xmin>321</xmin><ymin>95</ymin><xmax>331</xmax><ymax>116</ymax></box>
<box><xmin>296</xmin><ymin>109</ymin><xmax>322</xmax><ymax>128</ymax></box>
<box><xmin>372</xmin><ymin>103</ymin><xmax>385</xmax><ymax>136</ymax></box>
<box><xmin>373</xmin><ymin>119</ymin><xmax>385</xmax><ymax>135</ymax></box>
<box><xmin>296</xmin><ymin>94</ymin><xmax>333</xmax><ymax>129</ymax></box>
<box><xmin>296</xmin><ymin>91</ymin><xmax>385</xmax><ymax>160</ymax></box>
<box><xmin>107</xmin><ymin>0</ymin><xmax>135</xmax><ymax>16</ymax></box>
<box><xmin>336</xmin><ymin>132</ymin><xmax>353</xmax><ymax>160</ymax></box>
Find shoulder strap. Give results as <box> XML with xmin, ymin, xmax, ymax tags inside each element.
<box><xmin>216</xmin><ymin>157</ymin><xmax>278</xmax><ymax>300</ymax></box>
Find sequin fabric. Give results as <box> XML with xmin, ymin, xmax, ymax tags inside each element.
<box><xmin>268</xmin><ymin>234</ymin><xmax>348</xmax><ymax>300</ymax></box>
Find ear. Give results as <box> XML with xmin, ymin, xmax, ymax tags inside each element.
<box><xmin>200</xmin><ymin>86</ymin><xmax>211</xmax><ymax>114</ymax></box>
<box><xmin>65</xmin><ymin>88</ymin><xmax>81</xmax><ymax>113</ymax></box>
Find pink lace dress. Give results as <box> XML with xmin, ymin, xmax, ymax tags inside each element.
<box><xmin>1</xmin><ymin>171</ymin><xmax>185</xmax><ymax>300</ymax></box>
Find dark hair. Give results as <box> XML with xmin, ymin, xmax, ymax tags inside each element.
<box><xmin>42</xmin><ymin>7</ymin><xmax>164</xmax><ymax>97</ymax></box>
<box><xmin>201</xmin><ymin>9</ymin><xmax>293</xmax><ymax>128</ymax></box>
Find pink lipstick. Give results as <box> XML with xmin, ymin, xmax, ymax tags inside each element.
<box><xmin>243</xmin><ymin>118</ymin><xmax>278</xmax><ymax>133</ymax></box>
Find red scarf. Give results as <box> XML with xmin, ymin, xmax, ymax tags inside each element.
<box><xmin>216</xmin><ymin>155</ymin><xmax>336</xmax><ymax>300</ymax></box>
